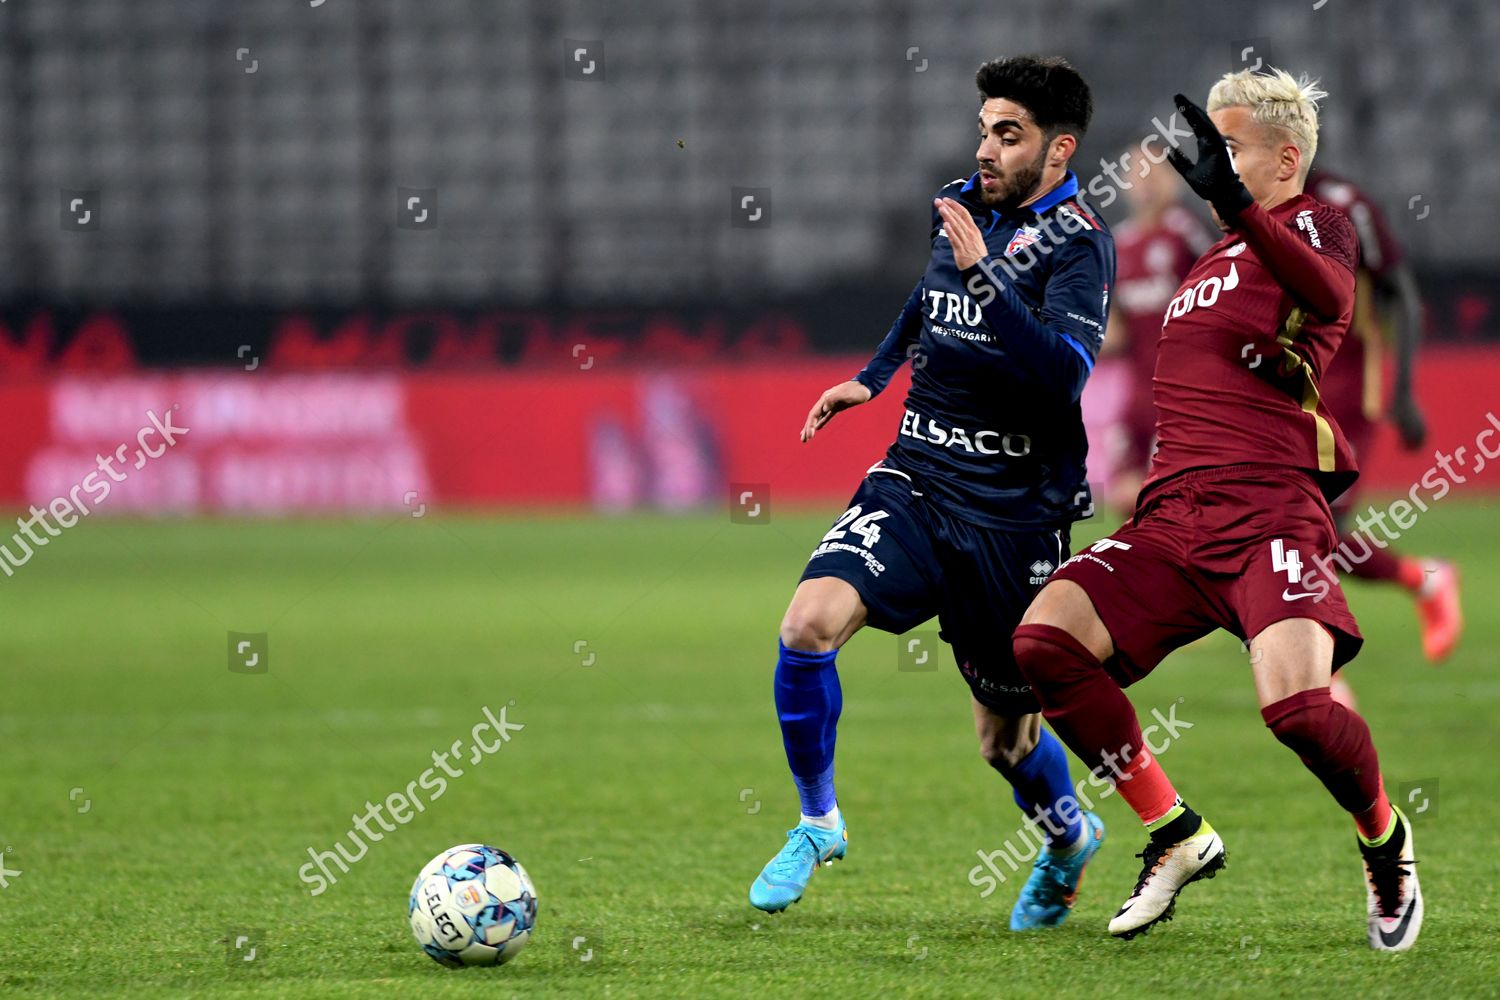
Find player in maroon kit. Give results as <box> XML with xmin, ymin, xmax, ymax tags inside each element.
<box><xmin>1307</xmin><ymin>167</ymin><xmax>1462</xmax><ymax>675</ymax></box>
<box><xmin>1104</xmin><ymin>158</ymin><xmax>1214</xmax><ymax>508</ymax></box>
<box><xmin>1011</xmin><ymin>69</ymin><xmax>1423</xmax><ymax>950</ymax></box>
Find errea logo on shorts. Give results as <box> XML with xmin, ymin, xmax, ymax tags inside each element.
<box><xmin>1028</xmin><ymin>559</ymin><xmax>1054</xmax><ymax>585</ymax></box>
<box><xmin>1163</xmin><ymin>263</ymin><xmax>1240</xmax><ymax>326</ymax></box>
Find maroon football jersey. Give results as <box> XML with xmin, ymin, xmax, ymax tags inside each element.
<box><xmin>1146</xmin><ymin>193</ymin><xmax>1360</xmax><ymax>502</ymax></box>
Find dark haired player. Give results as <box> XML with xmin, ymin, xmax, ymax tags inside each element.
<box><xmin>748</xmin><ymin>56</ymin><xmax>1115</xmax><ymax>930</ymax></box>
<box><xmin>1012</xmin><ymin>70</ymin><xmax>1423</xmax><ymax>951</ymax></box>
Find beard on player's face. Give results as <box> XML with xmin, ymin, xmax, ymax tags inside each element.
<box><xmin>976</xmin><ymin>143</ymin><xmax>1048</xmax><ymax>210</ymax></box>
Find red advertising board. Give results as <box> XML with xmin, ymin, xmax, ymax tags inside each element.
<box><xmin>0</xmin><ymin>348</ymin><xmax>1495</xmax><ymax>515</ymax></box>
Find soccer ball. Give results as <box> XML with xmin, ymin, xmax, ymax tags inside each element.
<box><xmin>408</xmin><ymin>844</ymin><xmax>537</xmax><ymax>967</ymax></box>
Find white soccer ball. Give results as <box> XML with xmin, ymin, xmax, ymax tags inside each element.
<box><xmin>408</xmin><ymin>844</ymin><xmax>538</xmax><ymax>967</ymax></box>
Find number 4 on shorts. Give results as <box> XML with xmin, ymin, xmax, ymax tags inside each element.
<box><xmin>1271</xmin><ymin>538</ymin><xmax>1304</xmax><ymax>583</ymax></box>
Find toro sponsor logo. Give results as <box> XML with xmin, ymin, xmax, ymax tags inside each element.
<box><xmin>1162</xmin><ymin>263</ymin><xmax>1240</xmax><ymax>326</ymax></box>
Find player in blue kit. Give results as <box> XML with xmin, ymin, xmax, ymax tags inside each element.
<box><xmin>749</xmin><ymin>56</ymin><xmax>1116</xmax><ymax>929</ymax></box>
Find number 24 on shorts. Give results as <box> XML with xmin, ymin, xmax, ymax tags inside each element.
<box><xmin>823</xmin><ymin>506</ymin><xmax>889</xmax><ymax>548</ymax></box>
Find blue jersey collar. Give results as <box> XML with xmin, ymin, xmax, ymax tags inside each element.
<box><xmin>960</xmin><ymin>170</ymin><xmax>1080</xmax><ymax>222</ymax></box>
<box><xmin>1027</xmin><ymin>172</ymin><xmax>1080</xmax><ymax>214</ymax></box>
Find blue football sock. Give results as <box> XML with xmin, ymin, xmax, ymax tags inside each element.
<box><xmin>774</xmin><ymin>640</ymin><xmax>842</xmax><ymax>817</ymax></box>
<box><xmin>1009</xmin><ymin>728</ymin><xmax>1084</xmax><ymax>848</ymax></box>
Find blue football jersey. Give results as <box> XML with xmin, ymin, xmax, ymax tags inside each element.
<box><xmin>854</xmin><ymin>171</ymin><xmax>1115</xmax><ymax>529</ymax></box>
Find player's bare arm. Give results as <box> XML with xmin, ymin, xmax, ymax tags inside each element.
<box><xmin>800</xmin><ymin>380</ymin><xmax>872</xmax><ymax>443</ymax></box>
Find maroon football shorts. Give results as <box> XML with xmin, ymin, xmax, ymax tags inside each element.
<box><xmin>1050</xmin><ymin>463</ymin><xmax>1363</xmax><ymax>686</ymax></box>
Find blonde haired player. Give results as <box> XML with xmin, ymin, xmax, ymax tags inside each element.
<box><xmin>1207</xmin><ymin>68</ymin><xmax>1325</xmax><ymax>173</ymax></box>
<box><xmin>1012</xmin><ymin>68</ymin><xmax>1424</xmax><ymax>951</ymax></box>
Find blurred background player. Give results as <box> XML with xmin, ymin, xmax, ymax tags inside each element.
<box><xmin>1307</xmin><ymin>166</ymin><xmax>1463</xmax><ymax>684</ymax></box>
<box><xmin>1102</xmin><ymin>150</ymin><xmax>1215</xmax><ymax>509</ymax></box>
<box><xmin>750</xmin><ymin>56</ymin><xmax>1113</xmax><ymax>930</ymax></box>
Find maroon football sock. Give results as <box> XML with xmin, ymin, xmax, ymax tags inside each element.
<box><xmin>1261</xmin><ymin>687</ymin><xmax>1391</xmax><ymax>838</ymax></box>
<box><xmin>1013</xmin><ymin>624</ymin><xmax>1180</xmax><ymax>825</ymax></box>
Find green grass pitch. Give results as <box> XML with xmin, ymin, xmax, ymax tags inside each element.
<box><xmin>0</xmin><ymin>500</ymin><xmax>1494</xmax><ymax>997</ymax></box>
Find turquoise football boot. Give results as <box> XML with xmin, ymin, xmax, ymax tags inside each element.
<box><xmin>748</xmin><ymin>816</ymin><xmax>848</xmax><ymax>912</ymax></box>
<box><xmin>1010</xmin><ymin>811</ymin><xmax>1105</xmax><ymax>930</ymax></box>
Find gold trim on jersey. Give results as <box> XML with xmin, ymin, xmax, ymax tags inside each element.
<box><xmin>1275</xmin><ymin>306</ymin><xmax>1336</xmax><ymax>472</ymax></box>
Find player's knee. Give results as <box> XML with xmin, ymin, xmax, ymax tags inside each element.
<box><xmin>1266</xmin><ymin>705</ymin><xmax>1322</xmax><ymax>750</ymax></box>
<box><xmin>1011</xmin><ymin>631</ymin><xmax>1047</xmax><ymax>683</ymax></box>
<box><xmin>1261</xmin><ymin>687</ymin><xmax>1338</xmax><ymax>759</ymax></box>
<box><xmin>1019</xmin><ymin>580</ymin><xmax>1114</xmax><ymax>661</ymax></box>
<box><xmin>978</xmin><ymin>728</ymin><xmax>1039</xmax><ymax>773</ymax></box>
<box><xmin>778</xmin><ymin>605</ymin><xmax>840</xmax><ymax>653</ymax></box>
<box><xmin>1012</xmin><ymin>625</ymin><xmax>1086</xmax><ymax>689</ymax></box>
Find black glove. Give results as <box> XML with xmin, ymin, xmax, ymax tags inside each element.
<box><xmin>1391</xmin><ymin>392</ymin><xmax>1428</xmax><ymax>450</ymax></box>
<box><xmin>1165</xmin><ymin>94</ymin><xmax>1255</xmax><ymax>221</ymax></box>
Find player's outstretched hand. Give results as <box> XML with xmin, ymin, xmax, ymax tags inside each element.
<box><xmin>934</xmin><ymin>198</ymin><xmax>988</xmax><ymax>270</ymax></box>
<box><xmin>1164</xmin><ymin>94</ymin><xmax>1254</xmax><ymax>221</ymax></box>
<box><xmin>801</xmin><ymin>380</ymin><xmax>872</xmax><ymax>443</ymax></box>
